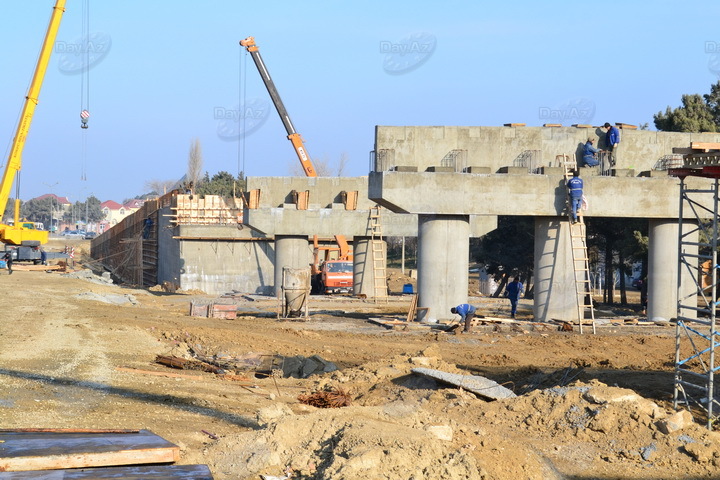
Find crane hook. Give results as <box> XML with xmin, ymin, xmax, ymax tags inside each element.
<box><xmin>80</xmin><ymin>109</ymin><xmax>89</xmax><ymax>129</ymax></box>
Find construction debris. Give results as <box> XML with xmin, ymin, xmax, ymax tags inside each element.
<box><xmin>189</xmin><ymin>301</ymin><xmax>237</xmax><ymax>319</ymax></box>
<box><xmin>298</xmin><ymin>387</ymin><xmax>352</xmax><ymax>408</ymax></box>
<box><xmin>155</xmin><ymin>355</ymin><xmax>225</xmax><ymax>374</ymax></box>
<box><xmin>256</xmin><ymin>354</ymin><xmax>338</xmax><ymax>379</ymax></box>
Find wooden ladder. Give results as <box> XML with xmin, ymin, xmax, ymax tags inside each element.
<box><xmin>563</xmin><ymin>161</ymin><xmax>596</xmax><ymax>334</ymax></box>
<box><xmin>370</xmin><ymin>205</ymin><xmax>388</xmax><ymax>302</ymax></box>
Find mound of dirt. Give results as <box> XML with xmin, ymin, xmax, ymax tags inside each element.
<box><xmin>200</xmin><ymin>348</ymin><xmax>720</xmax><ymax>479</ymax></box>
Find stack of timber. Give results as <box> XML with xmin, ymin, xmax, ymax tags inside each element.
<box><xmin>0</xmin><ymin>429</ymin><xmax>213</xmax><ymax>478</ymax></box>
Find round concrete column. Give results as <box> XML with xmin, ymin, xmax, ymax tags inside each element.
<box><xmin>533</xmin><ymin>217</ymin><xmax>577</xmax><ymax>322</ymax></box>
<box><xmin>648</xmin><ymin>219</ymin><xmax>697</xmax><ymax>322</ymax></box>
<box><xmin>417</xmin><ymin>214</ymin><xmax>470</xmax><ymax>322</ymax></box>
<box><xmin>274</xmin><ymin>235</ymin><xmax>311</xmax><ymax>297</ymax></box>
<box><xmin>353</xmin><ymin>237</ymin><xmax>387</xmax><ymax>297</ymax></box>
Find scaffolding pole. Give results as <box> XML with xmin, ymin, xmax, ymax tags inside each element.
<box><xmin>672</xmin><ymin>167</ymin><xmax>720</xmax><ymax>429</ymax></box>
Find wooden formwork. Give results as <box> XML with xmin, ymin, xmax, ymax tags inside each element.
<box><xmin>170</xmin><ymin>194</ymin><xmax>243</xmax><ymax>225</ymax></box>
<box><xmin>90</xmin><ymin>193</ymin><xmax>245</xmax><ymax>287</ymax></box>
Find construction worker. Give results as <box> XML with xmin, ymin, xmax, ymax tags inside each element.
<box><xmin>2</xmin><ymin>251</ymin><xmax>13</xmax><ymax>275</ymax></box>
<box><xmin>581</xmin><ymin>138</ymin><xmax>599</xmax><ymax>167</ymax></box>
<box><xmin>567</xmin><ymin>170</ymin><xmax>583</xmax><ymax>223</ymax></box>
<box><xmin>604</xmin><ymin>122</ymin><xmax>620</xmax><ymax>166</ymax></box>
<box><xmin>504</xmin><ymin>276</ymin><xmax>524</xmax><ymax>318</ymax></box>
<box><xmin>450</xmin><ymin>303</ymin><xmax>476</xmax><ymax>333</ymax></box>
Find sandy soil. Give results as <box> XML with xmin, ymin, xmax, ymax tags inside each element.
<box><xmin>0</xmin><ymin>240</ymin><xmax>718</xmax><ymax>479</ymax></box>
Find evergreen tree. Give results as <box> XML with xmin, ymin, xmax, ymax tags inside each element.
<box><xmin>654</xmin><ymin>92</ymin><xmax>717</xmax><ymax>132</ymax></box>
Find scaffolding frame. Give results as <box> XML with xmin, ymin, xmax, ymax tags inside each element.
<box><xmin>672</xmin><ymin>166</ymin><xmax>720</xmax><ymax>429</ymax></box>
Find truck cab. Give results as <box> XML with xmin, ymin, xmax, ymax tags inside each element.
<box><xmin>320</xmin><ymin>260</ymin><xmax>353</xmax><ymax>294</ymax></box>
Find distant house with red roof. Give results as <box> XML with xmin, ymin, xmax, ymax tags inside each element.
<box><xmin>100</xmin><ymin>200</ymin><xmax>128</xmax><ymax>227</ymax></box>
<box><xmin>34</xmin><ymin>193</ymin><xmax>71</xmax><ymax>207</ymax></box>
<box><xmin>123</xmin><ymin>199</ymin><xmax>144</xmax><ymax>212</ymax></box>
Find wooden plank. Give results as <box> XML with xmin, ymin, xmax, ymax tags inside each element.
<box><xmin>542</xmin><ymin>123</ymin><xmax>562</xmax><ymax>127</ymax></box>
<box><xmin>0</xmin><ymin>429</ymin><xmax>179</xmax><ymax>472</ymax></box>
<box><xmin>10</xmin><ymin>265</ymin><xmax>64</xmax><ymax>271</ymax></box>
<box><xmin>691</xmin><ymin>142</ymin><xmax>720</xmax><ymax>150</ymax></box>
<box><xmin>0</xmin><ymin>464</ymin><xmax>214</xmax><ymax>479</ymax></box>
<box><xmin>503</xmin><ymin>123</ymin><xmax>525</xmax><ymax>127</ymax></box>
<box><xmin>0</xmin><ymin>429</ymin><xmax>138</xmax><ymax>434</ymax></box>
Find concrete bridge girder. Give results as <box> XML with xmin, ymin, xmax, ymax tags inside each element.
<box><xmin>242</xmin><ymin>177</ymin><xmax>500</xmax><ymax>296</ymax></box>
<box><xmin>369</xmin><ymin>171</ymin><xmax>714</xmax><ymax>323</ymax></box>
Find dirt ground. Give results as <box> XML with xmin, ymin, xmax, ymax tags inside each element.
<box><xmin>1</xmin><ymin>239</ymin><xmax>719</xmax><ymax>479</ymax></box>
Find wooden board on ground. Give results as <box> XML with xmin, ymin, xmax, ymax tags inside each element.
<box><xmin>552</xmin><ymin>318</ymin><xmax>596</xmax><ymax>326</ymax></box>
<box><xmin>368</xmin><ymin>317</ymin><xmax>440</xmax><ymax>330</ymax></box>
<box><xmin>465</xmin><ymin>317</ymin><xmax>553</xmax><ymax>331</ymax></box>
<box><xmin>0</xmin><ymin>464</ymin><xmax>214</xmax><ymax>479</ymax></box>
<box><xmin>0</xmin><ymin>429</ymin><xmax>180</xmax><ymax>472</ymax></box>
<box><xmin>11</xmin><ymin>264</ymin><xmax>64</xmax><ymax>272</ymax></box>
<box><xmin>411</xmin><ymin>367</ymin><xmax>516</xmax><ymax>400</ymax></box>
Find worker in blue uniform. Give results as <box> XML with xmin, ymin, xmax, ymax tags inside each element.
<box><xmin>567</xmin><ymin>170</ymin><xmax>583</xmax><ymax>223</ymax></box>
<box><xmin>581</xmin><ymin>138</ymin><xmax>599</xmax><ymax>167</ymax></box>
<box><xmin>604</xmin><ymin>122</ymin><xmax>620</xmax><ymax>166</ymax></box>
<box><xmin>450</xmin><ymin>303</ymin><xmax>476</xmax><ymax>333</ymax></box>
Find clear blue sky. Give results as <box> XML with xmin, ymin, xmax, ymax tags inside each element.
<box><xmin>2</xmin><ymin>0</ymin><xmax>719</xmax><ymax>204</ymax></box>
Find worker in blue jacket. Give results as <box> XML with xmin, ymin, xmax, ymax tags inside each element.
<box><xmin>450</xmin><ymin>303</ymin><xmax>476</xmax><ymax>333</ymax></box>
<box><xmin>567</xmin><ymin>170</ymin><xmax>583</xmax><ymax>223</ymax></box>
<box><xmin>504</xmin><ymin>276</ymin><xmax>524</xmax><ymax>318</ymax></box>
<box><xmin>604</xmin><ymin>122</ymin><xmax>620</xmax><ymax>166</ymax></box>
<box><xmin>581</xmin><ymin>138</ymin><xmax>599</xmax><ymax>167</ymax></box>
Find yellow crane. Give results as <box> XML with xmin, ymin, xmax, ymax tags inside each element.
<box><xmin>0</xmin><ymin>0</ymin><xmax>66</xmax><ymax>247</ymax></box>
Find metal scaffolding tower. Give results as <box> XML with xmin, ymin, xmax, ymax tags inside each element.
<box><xmin>671</xmin><ymin>166</ymin><xmax>720</xmax><ymax>429</ymax></box>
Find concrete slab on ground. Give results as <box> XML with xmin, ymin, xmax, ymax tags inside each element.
<box><xmin>411</xmin><ymin>367</ymin><xmax>517</xmax><ymax>400</ymax></box>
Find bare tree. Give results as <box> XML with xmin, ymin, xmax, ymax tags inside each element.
<box><xmin>336</xmin><ymin>152</ymin><xmax>349</xmax><ymax>176</ymax></box>
<box><xmin>144</xmin><ymin>179</ymin><xmax>177</xmax><ymax>195</ymax></box>
<box><xmin>187</xmin><ymin>138</ymin><xmax>203</xmax><ymax>187</ymax></box>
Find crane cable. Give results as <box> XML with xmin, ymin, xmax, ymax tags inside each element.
<box><xmin>79</xmin><ymin>0</ymin><xmax>90</xmax><ymax>180</ymax></box>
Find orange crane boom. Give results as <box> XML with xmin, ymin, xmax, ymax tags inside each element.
<box><xmin>240</xmin><ymin>36</ymin><xmax>317</xmax><ymax>177</ymax></box>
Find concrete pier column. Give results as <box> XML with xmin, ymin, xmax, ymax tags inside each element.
<box><xmin>533</xmin><ymin>217</ymin><xmax>577</xmax><ymax>322</ymax></box>
<box><xmin>353</xmin><ymin>237</ymin><xmax>387</xmax><ymax>297</ymax></box>
<box><xmin>274</xmin><ymin>235</ymin><xmax>311</xmax><ymax>297</ymax></box>
<box><xmin>648</xmin><ymin>219</ymin><xmax>697</xmax><ymax>322</ymax></box>
<box><xmin>417</xmin><ymin>214</ymin><xmax>470</xmax><ymax>322</ymax></box>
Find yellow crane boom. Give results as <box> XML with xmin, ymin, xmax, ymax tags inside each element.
<box><xmin>0</xmin><ymin>0</ymin><xmax>66</xmax><ymax>246</ymax></box>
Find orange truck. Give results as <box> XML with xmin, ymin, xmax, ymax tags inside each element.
<box><xmin>312</xmin><ymin>235</ymin><xmax>353</xmax><ymax>294</ymax></box>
